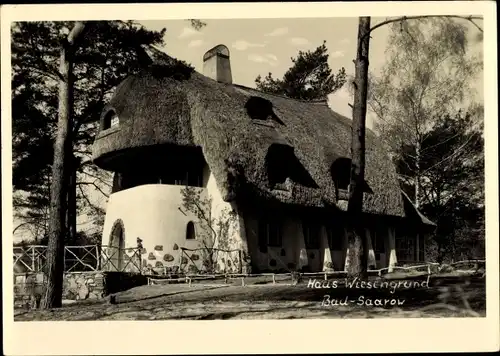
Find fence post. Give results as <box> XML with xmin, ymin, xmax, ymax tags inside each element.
<box><xmin>96</xmin><ymin>245</ymin><xmax>100</xmax><ymax>271</ymax></box>
<box><xmin>238</xmin><ymin>250</ymin><xmax>243</xmax><ymax>274</ymax></box>
<box><xmin>31</xmin><ymin>247</ymin><xmax>35</xmax><ymax>271</ymax></box>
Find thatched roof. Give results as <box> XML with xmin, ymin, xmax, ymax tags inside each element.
<box><xmin>92</xmin><ymin>46</ymin><xmax>426</xmax><ymax>221</ymax></box>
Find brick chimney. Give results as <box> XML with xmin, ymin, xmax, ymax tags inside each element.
<box><xmin>203</xmin><ymin>44</ymin><xmax>232</xmax><ymax>84</ymax></box>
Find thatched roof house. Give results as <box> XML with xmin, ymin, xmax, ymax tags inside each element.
<box><xmin>92</xmin><ymin>45</ymin><xmax>434</xmax><ymax>274</ymax></box>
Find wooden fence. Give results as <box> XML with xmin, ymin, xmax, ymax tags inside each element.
<box><xmin>13</xmin><ymin>245</ymin><xmax>142</xmax><ymax>274</ymax></box>
<box><xmin>146</xmin><ymin>259</ymin><xmax>486</xmax><ymax>286</ymax></box>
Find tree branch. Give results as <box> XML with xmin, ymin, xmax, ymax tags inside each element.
<box><xmin>79</xmin><ymin>170</ymin><xmax>112</xmax><ymax>188</ymax></box>
<box><xmin>77</xmin><ymin>181</ymin><xmax>109</xmax><ymax>198</ymax></box>
<box><xmin>78</xmin><ymin>184</ymin><xmax>106</xmax><ymax>215</ymax></box>
<box><xmin>367</xmin><ymin>16</ymin><xmax>483</xmax><ymax>40</ymax></box>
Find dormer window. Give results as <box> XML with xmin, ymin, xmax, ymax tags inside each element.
<box><xmin>330</xmin><ymin>157</ymin><xmax>351</xmax><ymax>200</ymax></box>
<box><xmin>102</xmin><ymin>109</ymin><xmax>119</xmax><ymax>131</ymax></box>
<box><xmin>330</xmin><ymin>157</ymin><xmax>373</xmax><ymax>201</ymax></box>
<box><xmin>245</xmin><ymin>96</ymin><xmax>285</xmax><ymax>125</ymax></box>
<box><xmin>265</xmin><ymin>143</ymin><xmax>318</xmax><ymax>190</ymax></box>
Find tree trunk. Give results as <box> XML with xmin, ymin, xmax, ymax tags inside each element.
<box><xmin>42</xmin><ymin>22</ymin><xmax>86</xmax><ymax>309</ymax></box>
<box><xmin>346</xmin><ymin>17</ymin><xmax>371</xmax><ymax>279</ymax></box>
<box><xmin>414</xmin><ymin>141</ymin><xmax>421</xmax><ymax>209</ymax></box>
<box><xmin>66</xmin><ymin>153</ymin><xmax>77</xmax><ymax>244</ymax></box>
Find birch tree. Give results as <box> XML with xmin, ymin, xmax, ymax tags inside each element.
<box><xmin>345</xmin><ymin>16</ymin><xmax>482</xmax><ymax>277</ymax></box>
<box><xmin>369</xmin><ymin>18</ymin><xmax>483</xmax><ymax>208</ymax></box>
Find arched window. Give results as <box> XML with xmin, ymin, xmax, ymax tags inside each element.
<box><xmin>186</xmin><ymin>221</ymin><xmax>196</xmax><ymax>240</ymax></box>
<box><xmin>102</xmin><ymin>109</ymin><xmax>119</xmax><ymax>130</ymax></box>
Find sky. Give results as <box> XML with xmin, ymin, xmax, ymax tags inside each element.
<box><xmin>140</xmin><ymin>17</ymin><xmax>484</xmax><ymax>129</ymax></box>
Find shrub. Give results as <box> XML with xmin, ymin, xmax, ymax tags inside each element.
<box><xmin>148</xmin><ymin>252</ymin><xmax>156</xmax><ymax>260</ymax></box>
<box><xmin>269</xmin><ymin>259</ymin><xmax>277</xmax><ymax>267</ymax></box>
<box><xmin>173</xmin><ymin>244</ymin><xmax>179</xmax><ymax>251</ymax></box>
<box><xmin>287</xmin><ymin>262</ymin><xmax>296</xmax><ymax>270</ymax></box>
<box><xmin>154</xmin><ymin>245</ymin><xmax>163</xmax><ymax>251</ymax></box>
<box><xmin>155</xmin><ymin>261</ymin><xmax>163</xmax><ymax>268</ymax></box>
<box><xmin>191</xmin><ymin>254</ymin><xmax>199</xmax><ymax>261</ymax></box>
<box><xmin>181</xmin><ymin>256</ymin><xmax>188</xmax><ymax>264</ymax></box>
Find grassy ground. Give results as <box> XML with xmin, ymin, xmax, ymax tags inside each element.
<box><xmin>14</xmin><ymin>274</ymin><xmax>485</xmax><ymax>321</ymax></box>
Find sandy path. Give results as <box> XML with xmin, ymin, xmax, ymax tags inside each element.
<box><xmin>14</xmin><ymin>278</ymin><xmax>485</xmax><ymax>321</ymax></box>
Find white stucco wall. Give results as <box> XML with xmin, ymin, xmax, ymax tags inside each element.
<box><xmin>101</xmin><ymin>184</ymin><xmax>206</xmax><ymax>272</ymax></box>
<box><xmin>204</xmin><ymin>169</ymin><xmax>247</xmax><ymax>272</ymax></box>
<box><xmin>101</xmin><ymin>167</ymin><xmax>248</xmax><ymax>274</ymax></box>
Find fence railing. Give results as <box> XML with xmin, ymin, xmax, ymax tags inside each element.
<box><xmin>13</xmin><ymin>245</ymin><xmax>142</xmax><ymax>274</ymax></box>
<box><xmin>100</xmin><ymin>245</ymin><xmax>142</xmax><ymax>273</ymax></box>
<box><xmin>147</xmin><ymin>259</ymin><xmax>486</xmax><ymax>286</ymax></box>
<box><xmin>14</xmin><ymin>244</ymin><xmax>485</xmax><ymax>280</ymax></box>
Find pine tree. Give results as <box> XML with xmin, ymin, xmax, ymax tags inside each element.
<box><xmin>11</xmin><ymin>21</ymin><xmax>167</xmax><ymax>241</ymax></box>
<box><xmin>255</xmin><ymin>41</ymin><xmax>346</xmax><ymax>101</ymax></box>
